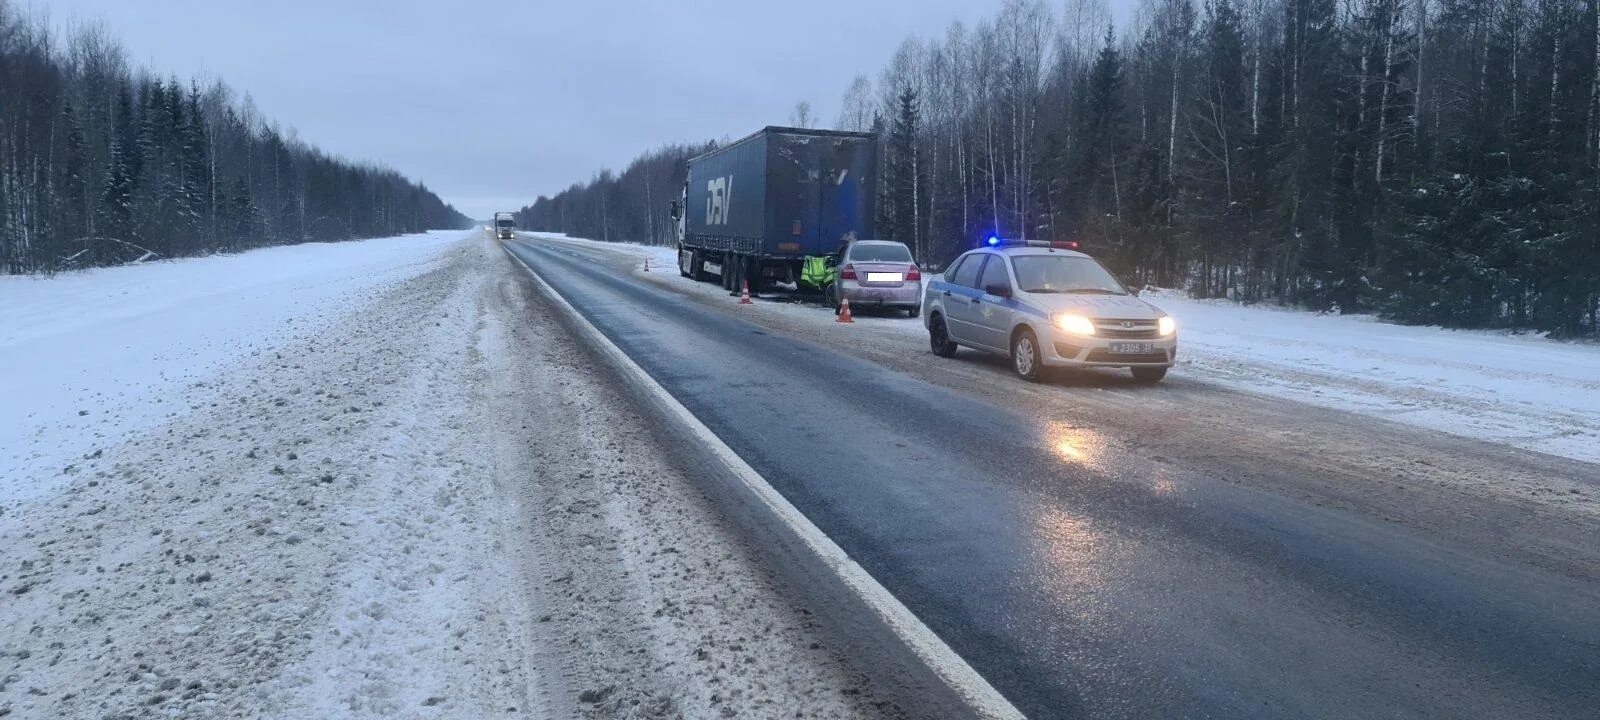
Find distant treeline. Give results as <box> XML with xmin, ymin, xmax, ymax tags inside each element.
<box><xmin>524</xmin><ymin>0</ymin><xmax>1600</xmax><ymax>338</ymax></box>
<box><xmin>515</xmin><ymin>143</ymin><xmax>714</xmax><ymax>248</ymax></box>
<box><xmin>0</xmin><ymin>2</ymin><xmax>470</xmax><ymax>275</ymax></box>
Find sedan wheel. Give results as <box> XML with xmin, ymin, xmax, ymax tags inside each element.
<box><xmin>1012</xmin><ymin>330</ymin><xmax>1044</xmax><ymax>382</ymax></box>
<box><xmin>929</xmin><ymin>315</ymin><xmax>958</xmax><ymax>358</ymax></box>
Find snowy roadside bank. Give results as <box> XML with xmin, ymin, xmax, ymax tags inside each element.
<box><xmin>0</xmin><ymin>236</ymin><xmax>533</xmax><ymax>719</ymax></box>
<box><xmin>0</xmin><ymin>231</ymin><xmax>463</xmax><ymax>504</ymax></box>
<box><xmin>1140</xmin><ymin>289</ymin><xmax>1600</xmax><ymax>464</ymax></box>
<box><xmin>527</xmin><ymin>231</ymin><xmax>1600</xmax><ymax>464</ymax></box>
<box><xmin>0</xmin><ymin>232</ymin><xmax>898</xmax><ymax>718</ymax></box>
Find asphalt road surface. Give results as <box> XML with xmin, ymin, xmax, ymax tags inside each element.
<box><xmin>503</xmin><ymin>236</ymin><xmax>1599</xmax><ymax>720</ymax></box>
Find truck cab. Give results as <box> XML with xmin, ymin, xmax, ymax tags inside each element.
<box><xmin>493</xmin><ymin>212</ymin><xmax>515</xmax><ymax>240</ymax></box>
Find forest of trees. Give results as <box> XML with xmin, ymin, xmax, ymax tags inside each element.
<box><xmin>521</xmin><ymin>0</ymin><xmax>1600</xmax><ymax>337</ymax></box>
<box><xmin>0</xmin><ymin>2</ymin><xmax>469</xmax><ymax>275</ymax></box>
<box><xmin>516</xmin><ymin>143</ymin><xmax>715</xmax><ymax>248</ymax></box>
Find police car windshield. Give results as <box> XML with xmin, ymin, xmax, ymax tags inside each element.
<box><xmin>1012</xmin><ymin>255</ymin><xmax>1128</xmax><ymax>295</ymax></box>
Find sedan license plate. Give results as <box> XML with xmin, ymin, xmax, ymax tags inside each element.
<box><xmin>1109</xmin><ymin>342</ymin><xmax>1155</xmax><ymax>354</ymax></box>
<box><xmin>865</xmin><ymin>272</ymin><xmax>902</xmax><ymax>283</ymax></box>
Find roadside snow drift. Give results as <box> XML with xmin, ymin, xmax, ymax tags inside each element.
<box><xmin>0</xmin><ymin>232</ymin><xmax>460</xmax><ymax>503</ymax></box>
<box><xmin>1142</xmin><ymin>290</ymin><xmax>1600</xmax><ymax>464</ymax></box>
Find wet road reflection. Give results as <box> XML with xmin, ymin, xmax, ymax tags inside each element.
<box><xmin>1044</xmin><ymin>420</ymin><xmax>1184</xmax><ymax>500</ymax></box>
<box><xmin>507</xmin><ymin>238</ymin><xmax>1600</xmax><ymax>720</ymax></box>
<box><xmin>1046</xmin><ymin>421</ymin><xmax>1107</xmax><ymax>471</ymax></box>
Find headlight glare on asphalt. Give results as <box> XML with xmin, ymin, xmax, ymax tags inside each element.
<box><xmin>1054</xmin><ymin>314</ymin><xmax>1096</xmax><ymax>336</ymax></box>
<box><xmin>1158</xmin><ymin>316</ymin><xmax>1176</xmax><ymax>336</ymax></box>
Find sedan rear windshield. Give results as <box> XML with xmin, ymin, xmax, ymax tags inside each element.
<box><xmin>1011</xmin><ymin>256</ymin><xmax>1128</xmax><ymax>295</ymax></box>
<box><xmin>850</xmin><ymin>244</ymin><xmax>914</xmax><ymax>262</ymax></box>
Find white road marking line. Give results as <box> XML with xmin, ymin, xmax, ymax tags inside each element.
<box><xmin>502</xmin><ymin>242</ymin><xmax>1025</xmax><ymax>720</ymax></box>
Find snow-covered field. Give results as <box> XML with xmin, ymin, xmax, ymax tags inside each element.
<box><xmin>1</xmin><ymin>232</ymin><xmax>461</xmax><ymax>503</ymax></box>
<box><xmin>0</xmin><ymin>231</ymin><xmax>893</xmax><ymax>719</ymax></box>
<box><xmin>530</xmin><ymin>232</ymin><xmax>1600</xmax><ymax>465</ymax></box>
<box><xmin>1142</xmin><ymin>289</ymin><xmax>1600</xmax><ymax>464</ymax></box>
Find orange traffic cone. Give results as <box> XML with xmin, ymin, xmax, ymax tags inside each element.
<box><xmin>739</xmin><ymin>280</ymin><xmax>754</xmax><ymax>304</ymax></box>
<box><xmin>836</xmin><ymin>297</ymin><xmax>854</xmax><ymax>323</ymax></box>
<box><xmin>643</xmin><ymin>257</ymin><xmax>650</xmax><ymax>272</ymax></box>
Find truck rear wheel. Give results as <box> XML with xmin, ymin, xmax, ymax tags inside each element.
<box><xmin>744</xmin><ymin>257</ymin><xmax>763</xmax><ymax>293</ymax></box>
<box><xmin>689</xmin><ymin>250</ymin><xmax>708</xmax><ymax>281</ymax></box>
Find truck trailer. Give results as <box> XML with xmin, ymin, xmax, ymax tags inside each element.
<box><xmin>493</xmin><ymin>212</ymin><xmax>515</xmax><ymax>240</ymax></box>
<box><xmin>672</xmin><ymin>127</ymin><xmax>878</xmax><ymax>292</ymax></box>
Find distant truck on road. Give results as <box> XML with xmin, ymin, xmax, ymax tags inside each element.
<box><xmin>494</xmin><ymin>212</ymin><xmax>516</xmax><ymax>240</ymax></box>
<box><xmin>671</xmin><ymin>127</ymin><xmax>878</xmax><ymax>292</ymax></box>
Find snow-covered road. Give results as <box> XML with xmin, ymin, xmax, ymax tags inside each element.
<box><xmin>529</xmin><ymin>232</ymin><xmax>1600</xmax><ymax>465</ymax></box>
<box><xmin>0</xmin><ymin>233</ymin><xmax>896</xmax><ymax>719</ymax></box>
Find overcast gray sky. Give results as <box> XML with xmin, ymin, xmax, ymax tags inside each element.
<box><xmin>41</xmin><ymin>0</ymin><xmax>1131</xmax><ymax>219</ymax></box>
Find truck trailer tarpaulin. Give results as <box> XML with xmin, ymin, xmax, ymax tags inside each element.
<box><xmin>675</xmin><ymin>127</ymin><xmax>878</xmax><ymax>291</ymax></box>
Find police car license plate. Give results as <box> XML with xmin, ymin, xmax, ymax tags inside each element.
<box><xmin>865</xmin><ymin>272</ymin><xmax>902</xmax><ymax>283</ymax></box>
<box><xmin>1110</xmin><ymin>342</ymin><xmax>1155</xmax><ymax>354</ymax></box>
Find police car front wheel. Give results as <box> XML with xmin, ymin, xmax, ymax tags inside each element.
<box><xmin>1012</xmin><ymin>329</ymin><xmax>1044</xmax><ymax>382</ymax></box>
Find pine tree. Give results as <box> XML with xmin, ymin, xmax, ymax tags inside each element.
<box><xmin>99</xmin><ymin>87</ymin><xmax>139</xmax><ymax>262</ymax></box>
<box><xmin>59</xmin><ymin>102</ymin><xmax>90</xmax><ymax>259</ymax></box>
<box><xmin>178</xmin><ymin>84</ymin><xmax>212</xmax><ymax>250</ymax></box>
<box><xmin>1185</xmin><ymin>0</ymin><xmax>1252</xmax><ymax>297</ymax></box>
<box><xmin>886</xmin><ymin>90</ymin><xmax>922</xmax><ymax>246</ymax></box>
<box><xmin>1272</xmin><ymin>0</ymin><xmax>1346</xmax><ymax>309</ymax></box>
<box><xmin>229</xmin><ymin>178</ymin><xmax>261</xmax><ymax>246</ymax></box>
<box><xmin>1071</xmin><ymin>31</ymin><xmax>1132</xmax><ymax>270</ymax></box>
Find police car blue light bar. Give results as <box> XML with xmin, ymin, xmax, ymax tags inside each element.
<box><xmin>983</xmin><ymin>237</ymin><xmax>1081</xmax><ymax>250</ymax></box>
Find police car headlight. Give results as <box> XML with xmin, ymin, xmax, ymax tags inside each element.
<box><xmin>1158</xmin><ymin>316</ymin><xmax>1176</xmax><ymax>337</ymax></box>
<box><xmin>1054</xmin><ymin>314</ymin><xmax>1096</xmax><ymax>336</ymax></box>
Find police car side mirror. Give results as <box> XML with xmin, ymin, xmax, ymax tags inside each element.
<box><xmin>985</xmin><ymin>284</ymin><xmax>1012</xmax><ymax>298</ymax></box>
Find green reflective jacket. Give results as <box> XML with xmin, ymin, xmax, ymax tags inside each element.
<box><xmin>800</xmin><ymin>255</ymin><xmax>837</xmax><ymax>290</ymax></box>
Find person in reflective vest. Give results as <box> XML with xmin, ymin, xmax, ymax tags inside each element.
<box><xmin>800</xmin><ymin>255</ymin><xmax>836</xmax><ymax>291</ymax></box>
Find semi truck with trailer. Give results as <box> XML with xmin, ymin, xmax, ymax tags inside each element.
<box><xmin>671</xmin><ymin>127</ymin><xmax>878</xmax><ymax>292</ymax></box>
<box><xmin>493</xmin><ymin>212</ymin><xmax>516</xmax><ymax>240</ymax></box>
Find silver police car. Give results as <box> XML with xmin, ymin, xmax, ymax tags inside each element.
<box><xmin>922</xmin><ymin>239</ymin><xmax>1177</xmax><ymax>382</ymax></box>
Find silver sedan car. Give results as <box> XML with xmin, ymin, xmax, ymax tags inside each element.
<box><xmin>922</xmin><ymin>240</ymin><xmax>1178</xmax><ymax>382</ymax></box>
<box><xmin>827</xmin><ymin>240</ymin><xmax>923</xmax><ymax>317</ymax></box>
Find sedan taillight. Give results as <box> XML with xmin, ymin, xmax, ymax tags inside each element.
<box><xmin>906</xmin><ymin>265</ymin><xmax>921</xmax><ymax>281</ymax></box>
<box><xmin>840</xmin><ymin>263</ymin><xmax>857</xmax><ymax>280</ymax></box>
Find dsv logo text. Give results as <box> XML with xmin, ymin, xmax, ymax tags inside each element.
<box><xmin>705</xmin><ymin>176</ymin><xmax>733</xmax><ymax>226</ymax></box>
